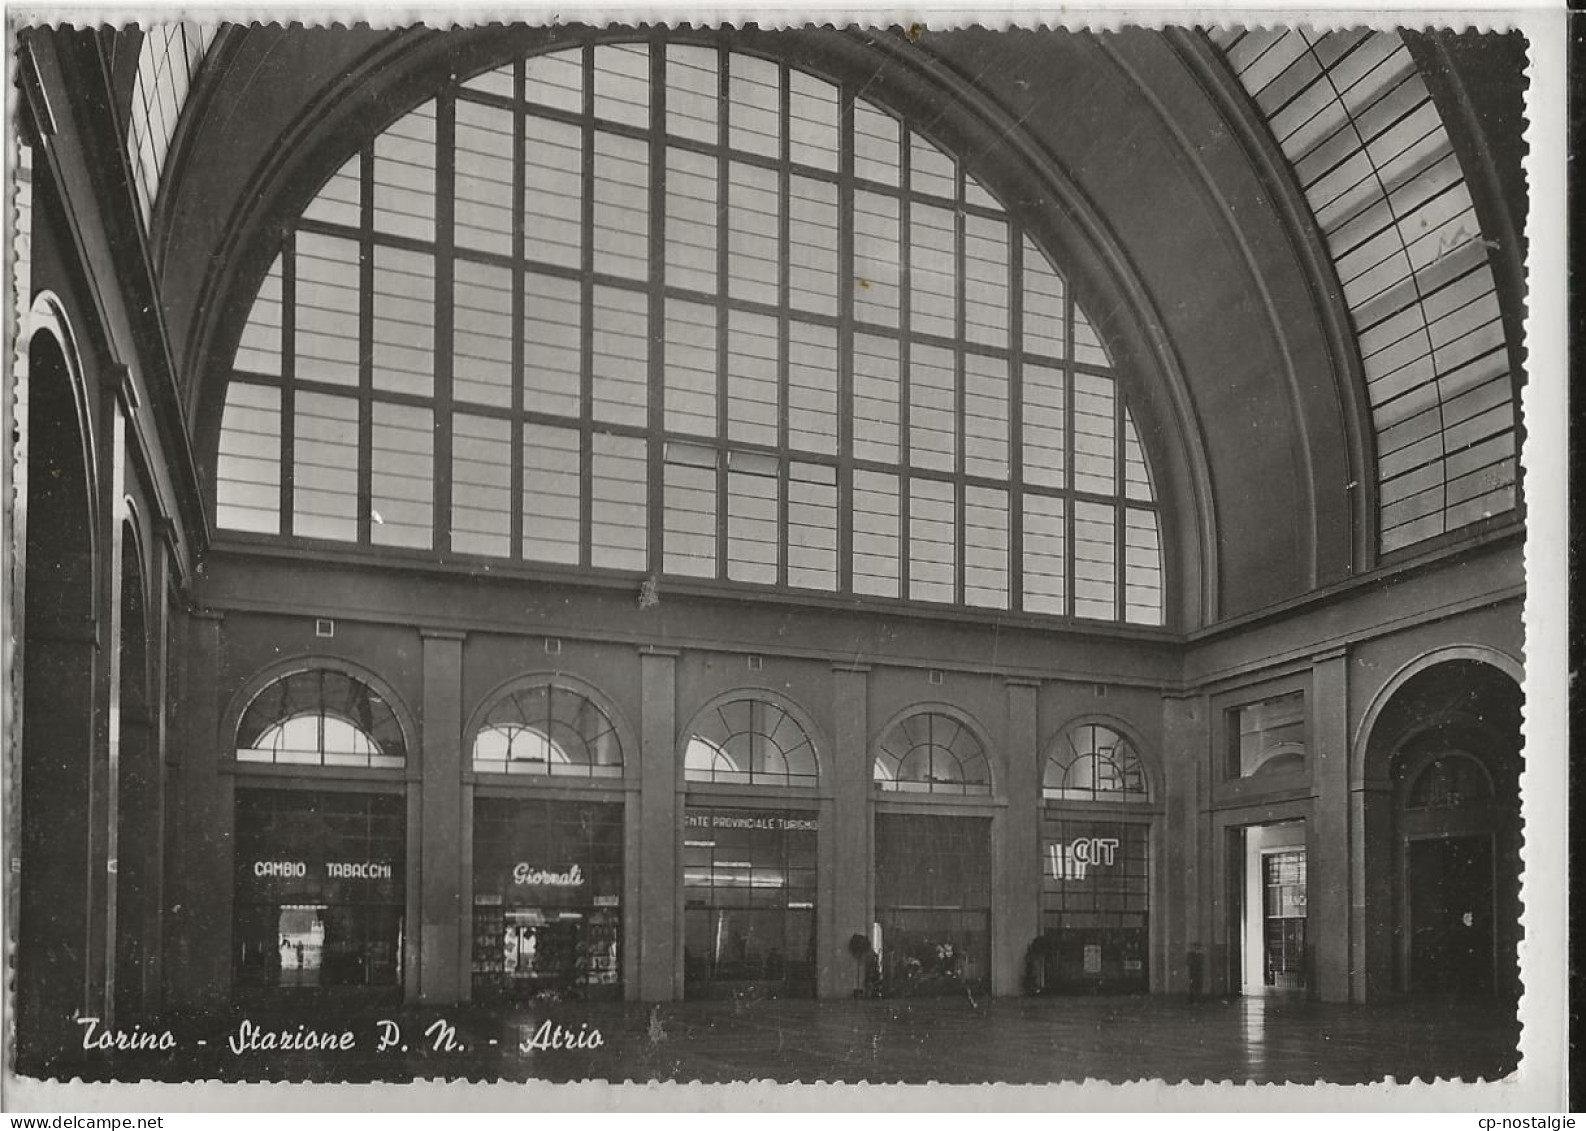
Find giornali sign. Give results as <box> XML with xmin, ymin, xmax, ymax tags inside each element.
<box><xmin>513</xmin><ymin>863</ymin><xmax>584</xmax><ymax>887</ymax></box>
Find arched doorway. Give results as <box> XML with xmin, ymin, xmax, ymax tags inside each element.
<box><xmin>18</xmin><ymin>328</ymin><xmax>98</xmax><ymax>1071</ymax></box>
<box><xmin>1364</xmin><ymin>658</ymin><xmax>1522</xmax><ymax>1001</ymax></box>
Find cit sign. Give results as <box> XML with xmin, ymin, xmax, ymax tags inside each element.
<box><xmin>1046</xmin><ymin>837</ymin><xmax>1121</xmax><ymax>881</ymax></box>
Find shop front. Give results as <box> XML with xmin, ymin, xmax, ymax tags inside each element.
<box><xmin>1037</xmin><ymin>814</ymin><xmax>1150</xmax><ymax>993</ymax></box>
<box><xmin>471</xmin><ymin>797</ymin><xmax>624</xmax><ymax>1001</ymax></box>
<box><xmin>232</xmin><ymin>787</ymin><xmax>407</xmax><ymax>1001</ymax></box>
<box><xmin>873</xmin><ymin>813</ymin><xmax>991</xmax><ymax>996</ymax></box>
<box><xmin>682</xmin><ymin>806</ymin><xmax>818</xmax><ymax>999</ymax></box>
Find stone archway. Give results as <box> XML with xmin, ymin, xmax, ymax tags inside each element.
<box><xmin>17</xmin><ymin>326</ymin><xmax>99</xmax><ymax>1073</ymax></box>
<box><xmin>1359</xmin><ymin>658</ymin><xmax>1522</xmax><ymax>1002</ymax></box>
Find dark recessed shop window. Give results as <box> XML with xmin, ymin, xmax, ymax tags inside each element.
<box><xmin>1037</xmin><ymin>813</ymin><xmax>1150</xmax><ymax>993</ymax></box>
<box><xmin>1228</xmin><ymin>690</ymin><xmax>1307</xmax><ymax>779</ymax></box>
<box><xmin>214</xmin><ymin>37</ymin><xmax>1166</xmax><ymax>627</ymax></box>
<box><xmin>873</xmin><ymin>813</ymin><xmax>992</xmax><ymax>995</ymax></box>
<box><xmin>232</xmin><ymin>787</ymin><xmax>407</xmax><ymax>998</ymax></box>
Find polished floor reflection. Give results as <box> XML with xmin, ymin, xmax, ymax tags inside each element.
<box><xmin>62</xmin><ymin>991</ymin><xmax>1521</xmax><ymax>1085</ymax></box>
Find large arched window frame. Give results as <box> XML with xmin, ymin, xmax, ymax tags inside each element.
<box><xmin>469</xmin><ymin>677</ymin><xmax>626</xmax><ymax>779</ymax></box>
<box><xmin>213</xmin><ymin>35</ymin><xmax>1166</xmax><ymax>626</ymax></box>
<box><xmin>1040</xmin><ymin>720</ymin><xmax>1151</xmax><ymax>804</ymax></box>
<box><xmin>872</xmin><ymin>708</ymin><xmax>993</xmax><ymax>797</ymax></box>
<box><xmin>232</xmin><ymin>663</ymin><xmax>410</xmax><ymax>770</ymax></box>
<box><xmin>682</xmin><ymin>694</ymin><xmax>820</xmax><ymax>789</ymax></box>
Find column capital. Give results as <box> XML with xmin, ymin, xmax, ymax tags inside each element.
<box><xmin>419</xmin><ymin>628</ymin><xmax>467</xmax><ymax>642</ymax></box>
<box><xmin>1004</xmin><ymin>677</ymin><xmax>1041</xmax><ymax>690</ymax></box>
<box><xmin>638</xmin><ymin>645</ymin><xmax>680</xmax><ymax>659</ymax></box>
<box><xmin>1310</xmin><ymin>644</ymin><xmax>1349</xmax><ymax>665</ymax></box>
<box><xmin>831</xmin><ymin>661</ymin><xmax>871</xmax><ymax>674</ymax></box>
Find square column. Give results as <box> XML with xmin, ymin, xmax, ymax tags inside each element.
<box><xmin>1309</xmin><ymin>646</ymin><xmax>1351</xmax><ymax>1002</ymax></box>
<box><xmin>821</xmin><ymin>664</ymin><xmax>870</xmax><ymax>998</ymax></box>
<box><xmin>637</xmin><ymin>647</ymin><xmax>679</xmax><ymax>1001</ymax></box>
<box><xmin>1160</xmin><ymin>693</ymin><xmax>1204</xmax><ymax>995</ymax></box>
<box><xmin>418</xmin><ymin>629</ymin><xmax>465</xmax><ymax>1003</ymax></box>
<box><xmin>993</xmin><ymin>679</ymin><xmax>1040</xmax><ymax>996</ymax></box>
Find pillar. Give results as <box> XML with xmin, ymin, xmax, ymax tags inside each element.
<box><xmin>637</xmin><ymin>647</ymin><xmax>679</xmax><ymax>1001</ymax></box>
<box><xmin>1309</xmin><ymin>646</ymin><xmax>1351</xmax><ymax>1002</ymax></box>
<box><xmin>418</xmin><ymin>629</ymin><xmax>465</xmax><ymax>1003</ymax></box>
<box><xmin>994</xmin><ymin>679</ymin><xmax>1040</xmax><ymax>996</ymax></box>
<box><xmin>1159</xmin><ymin>692</ymin><xmax>1203</xmax><ymax>994</ymax></box>
<box><xmin>166</xmin><ymin>608</ymin><xmax>230</xmax><ymax>1012</ymax></box>
<box><xmin>821</xmin><ymin>663</ymin><xmax>870</xmax><ymax>998</ymax></box>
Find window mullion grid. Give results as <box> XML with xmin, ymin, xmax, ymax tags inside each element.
<box><xmin>1113</xmin><ymin>364</ymin><xmax>1126</xmax><ymax>623</ymax></box>
<box><xmin>953</xmin><ymin>164</ymin><xmax>966</xmax><ymax>607</ymax></box>
<box><xmin>897</xmin><ymin>125</ymin><xmax>912</xmax><ymax>602</ymax></box>
<box><xmin>835</xmin><ymin>87</ymin><xmax>855</xmax><ymax>595</ymax></box>
<box><xmin>357</xmin><ymin>145</ymin><xmax>376</xmax><ymax>546</ymax></box>
<box><xmin>647</xmin><ymin>39</ymin><xmax>668</xmax><ymax>573</ymax></box>
<box><xmin>775</xmin><ymin>61</ymin><xmax>791</xmax><ymax>589</ymax></box>
<box><xmin>509</xmin><ymin>59</ymin><xmax>526</xmax><ymax>562</ymax></box>
<box><xmin>280</xmin><ymin>235</ymin><xmax>298</xmax><ymax>537</ymax></box>
<box><xmin>1008</xmin><ymin>223</ymin><xmax>1025</xmax><ymax>612</ymax></box>
<box><xmin>1062</xmin><ymin>280</ymin><xmax>1076</xmax><ymax>619</ymax></box>
<box><xmin>434</xmin><ymin>91</ymin><xmax>457</xmax><ymax>555</ymax></box>
<box><xmin>713</xmin><ymin>45</ymin><xmax>731</xmax><ymax>582</ymax></box>
<box><xmin>578</xmin><ymin>45</ymin><xmax>597</xmax><ymax>570</ymax></box>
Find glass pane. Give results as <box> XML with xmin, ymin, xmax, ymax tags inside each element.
<box><xmin>590</xmin><ymin>432</ymin><xmax>647</xmax><ymax>570</ymax></box>
<box><xmin>787</xmin><ymin>321</ymin><xmax>836</xmax><ymax>456</ymax></box>
<box><xmin>524</xmin><ymin>48</ymin><xmax>584</xmax><ymax>114</ymax></box>
<box><xmin>963</xmin><ymin>214</ymin><xmax>1008</xmax><ymax>349</ymax></box>
<box><xmin>727</xmin><ymin>309</ymin><xmax>779</xmax><ymax>447</ymax></box>
<box><xmin>909</xmin><ymin>477</ymin><xmax>956</xmax><ymax>603</ymax></box>
<box><xmin>302</xmin><ymin>154</ymin><xmax>361</xmax><ymax>230</ymax></box>
<box><xmin>664</xmin><ymin>441</ymin><xmax>718</xmax><ymax>577</ymax></box>
<box><xmin>293</xmin><ymin>391</ymin><xmax>359</xmax><ymax>541</ymax></box>
<box><xmin>666</xmin><ymin>147</ymin><xmax>718</xmax><ymax>294</ymax></box>
<box><xmin>667</xmin><ymin>45</ymin><xmax>719</xmax><ymax>144</ymax></box>
<box><xmin>523</xmin><ymin>115</ymin><xmax>583</xmax><ymax>270</ymax></box>
<box><xmin>217</xmin><ymin>381</ymin><xmax>280</xmax><ymax>534</ymax></box>
<box><xmin>593</xmin><ymin>131</ymin><xmax>650</xmax><ymax>281</ymax></box>
<box><xmin>727</xmin><ymin>161</ymin><xmax>780</xmax><ymax>307</ymax></box>
<box><xmin>728</xmin><ymin>54</ymin><xmax>780</xmax><ymax>158</ymax></box>
<box><xmin>910</xmin><ymin>132</ymin><xmax>956</xmax><ymax>199</ymax></box>
<box><xmin>727</xmin><ymin>452</ymin><xmax>779</xmax><ymax>584</ymax></box>
<box><xmin>1022</xmin><ymin>237</ymin><xmax>1066</xmax><ymax>359</ymax></box>
<box><xmin>235</xmin><ymin>255</ymin><xmax>283</xmax><ymax>375</ymax></box>
<box><xmin>591</xmin><ymin>285</ymin><xmax>649</xmax><ymax>428</ymax></box>
<box><xmin>454</xmin><ymin>99</ymin><xmax>516</xmax><ymax>254</ymax></box>
<box><xmin>593</xmin><ymin>43</ymin><xmax>650</xmax><ymax>129</ymax></box>
<box><xmin>909</xmin><ymin>343</ymin><xmax>956</xmax><ymax>473</ymax></box>
<box><xmin>1022</xmin><ymin>492</ymin><xmax>1065</xmax><ymax>614</ymax></box>
<box><xmin>1073</xmin><ymin>499</ymin><xmax>1116</xmax><ymax>619</ymax></box>
<box><xmin>371</xmin><ymin>402</ymin><xmax>433</xmax><ymax>548</ymax></box>
<box><xmin>852</xmin><ymin>333</ymin><xmax>899</xmax><ymax>463</ymax></box>
<box><xmin>452</xmin><ymin>412</ymin><xmax>512</xmax><ymax>557</ymax></box>
<box><xmin>373</xmin><ymin>101</ymin><xmax>435</xmax><ymax>241</ymax></box>
<box><xmin>523</xmin><ymin>422</ymin><xmax>581</xmax><ymax>564</ymax></box>
<box><xmin>788</xmin><ymin>70</ymin><xmax>838</xmax><ymax>170</ymax></box>
<box><xmin>523</xmin><ymin>270</ymin><xmax>582</xmax><ymax>418</ymax></box>
<box><xmin>294</xmin><ymin>232</ymin><xmax>361</xmax><ymax>386</ymax></box>
<box><xmin>788</xmin><ymin>175</ymin><xmax>838</xmax><ymax>317</ymax></box>
<box><xmin>453</xmin><ymin>258</ymin><xmax>513</xmax><ymax>408</ymax></box>
<box><xmin>664</xmin><ymin>298</ymin><xmax>717</xmax><ymax>438</ymax></box>
<box><xmin>853</xmin><ymin>191</ymin><xmax>900</xmax><ymax>326</ymax></box>
<box><xmin>1124</xmin><ymin>507</ymin><xmax>1163</xmax><ymax>626</ymax></box>
<box><xmin>909</xmin><ymin>203</ymin><xmax>956</xmax><ymax>338</ymax></box>
<box><xmin>1022</xmin><ymin>363</ymin><xmax>1065</xmax><ymax>489</ymax></box>
<box><xmin>963</xmin><ymin>485</ymin><xmax>1007</xmax><ymax>609</ymax></box>
<box><xmin>787</xmin><ymin>461</ymin><xmax>836</xmax><ymax>590</ymax></box>
<box><xmin>853</xmin><ymin>101</ymin><xmax>900</xmax><ymax>186</ymax></box>
<box><xmin>372</xmin><ymin>246</ymin><xmax>434</xmax><ymax>398</ymax></box>
<box><xmin>963</xmin><ymin>352</ymin><xmax>1008</xmax><ymax>479</ymax></box>
<box><xmin>852</xmin><ymin>469</ymin><xmax>899</xmax><ymax>598</ymax></box>
<box><xmin>1072</xmin><ymin>370</ymin><xmax>1116</xmax><ymax>496</ymax></box>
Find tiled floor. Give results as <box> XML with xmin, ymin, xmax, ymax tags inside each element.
<box><xmin>60</xmin><ymin>992</ymin><xmax>1519</xmax><ymax>1085</ymax></box>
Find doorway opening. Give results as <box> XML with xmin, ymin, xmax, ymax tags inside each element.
<box><xmin>1237</xmin><ymin>821</ymin><xmax>1308</xmax><ymax>995</ymax></box>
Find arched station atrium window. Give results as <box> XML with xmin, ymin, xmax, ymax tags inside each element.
<box><xmin>684</xmin><ymin>697</ymin><xmax>818</xmax><ymax>788</ymax></box>
<box><xmin>235</xmin><ymin>667</ymin><xmax>407</xmax><ymax>768</ymax></box>
<box><xmin>214</xmin><ymin>39</ymin><xmax>1165</xmax><ymax>626</ymax></box>
<box><xmin>1211</xmin><ymin>29</ymin><xmax>1518</xmax><ymax>554</ymax></box>
<box><xmin>1041</xmin><ymin>722</ymin><xmax>1147</xmax><ymax>802</ymax></box>
<box><xmin>873</xmin><ymin>711</ymin><xmax>991</xmax><ymax>796</ymax></box>
<box><xmin>472</xmin><ymin>682</ymin><xmax>623</xmax><ymax>777</ymax></box>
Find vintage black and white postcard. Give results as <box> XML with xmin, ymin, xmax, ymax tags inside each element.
<box><xmin>1</xmin><ymin>3</ymin><xmax>1568</xmax><ymax>1113</ymax></box>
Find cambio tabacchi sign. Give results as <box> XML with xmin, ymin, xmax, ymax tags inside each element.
<box><xmin>1045</xmin><ymin>837</ymin><xmax>1120</xmax><ymax>882</ymax></box>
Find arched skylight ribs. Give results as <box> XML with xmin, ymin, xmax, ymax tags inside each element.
<box><xmin>1211</xmin><ymin>28</ymin><xmax>1518</xmax><ymax>554</ymax></box>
